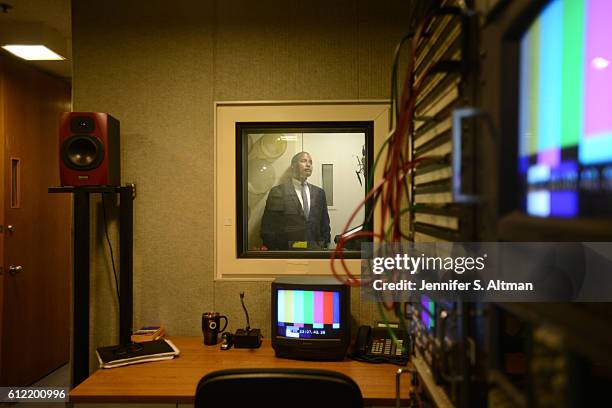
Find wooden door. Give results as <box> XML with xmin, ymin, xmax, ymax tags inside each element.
<box><xmin>0</xmin><ymin>53</ymin><xmax>72</xmax><ymax>386</ymax></box>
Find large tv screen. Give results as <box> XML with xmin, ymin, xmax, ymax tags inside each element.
<box><xmin>518</xmin><ymin>0</ymin><xmax>612</xmax><ymax>218</ymax></box>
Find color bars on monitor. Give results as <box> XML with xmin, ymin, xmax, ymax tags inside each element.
<box><xmin>518</xmin><ymin>0</ymin><xmax>612</xmax><ymax>217</ymax></box>
<box><xmin>278</xmin><ymin>290</ymin><xmax>340</xmax><ymax>329</ymax></box>
<box><xmin>519</xmin><ymin>0</ymin><xmax>612</xmax><ymax>166</ymax></box>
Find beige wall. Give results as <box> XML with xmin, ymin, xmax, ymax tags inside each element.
<box><xmin>72</xmin><ymin>0</ymin><xmax>411</xmax><ymax>366</ymax></box>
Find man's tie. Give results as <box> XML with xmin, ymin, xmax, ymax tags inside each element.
<box><xmin>301</xmin><ymin>182</ymin><xmax>310</xmax><ymax>220</ymax></box>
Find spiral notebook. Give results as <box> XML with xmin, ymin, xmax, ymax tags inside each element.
<box><xmin>96</xmin><ymin>339</ymin><xmax>180</xmax><ymax>368</ymax></box>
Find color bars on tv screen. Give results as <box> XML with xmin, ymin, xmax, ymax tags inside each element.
<box><xmin>277</xmin><ymin>290</ymin><xmax>340</xmax><ymax>329</ymax></box>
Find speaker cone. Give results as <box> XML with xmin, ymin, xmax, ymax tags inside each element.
<box><xmin>61</xmin><ymin>135</ymin><xmax>104</xmax><ymax>170</ymax></box>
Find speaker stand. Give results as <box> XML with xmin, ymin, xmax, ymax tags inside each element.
<box><xmin>49</xmin><ymin>185</ymin><xmax>134</xmax><ymax>387</ymax></box>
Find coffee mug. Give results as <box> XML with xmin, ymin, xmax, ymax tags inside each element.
<box><xmin>202</xmin><ymin>312</ymin><xmax>228</xmax><ymax>345</ymax></box>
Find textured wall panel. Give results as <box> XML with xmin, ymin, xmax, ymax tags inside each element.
<box><xmin>214</xmin><ymin>0</ymin><xmax>360</xmax><ymax>101</ymax></box>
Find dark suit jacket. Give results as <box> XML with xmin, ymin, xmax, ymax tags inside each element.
<box><xmin>260</xmin><ymin>181</ymin><xmax>331</xmax><ymax>250</ymax></box>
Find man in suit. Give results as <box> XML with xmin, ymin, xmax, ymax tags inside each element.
<box><xmin>261</xmin><ymin>152</ymin><xmax>331</xmax><ymax>250</ymax></box>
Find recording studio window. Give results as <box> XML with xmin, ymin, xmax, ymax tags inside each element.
<box><xmin>236</xmin><ymin>122</ymin><xmax>373</xmax><ymax>258</ymax></box>
<box><xmin>214</xmin><ymin>101</ymin><xmax>389</xmax><ymax>278</ymax></box>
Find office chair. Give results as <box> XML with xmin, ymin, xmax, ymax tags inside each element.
<box><xmin>194</xmin><ymin>368</ymin><xmax>364</xmax><ymax>407</ymax></box>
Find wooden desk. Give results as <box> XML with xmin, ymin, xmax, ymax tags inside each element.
<box><xmin>70</xmin><ymin>337</ymin><xmax>411</xmax><ymax>406</ymax></box>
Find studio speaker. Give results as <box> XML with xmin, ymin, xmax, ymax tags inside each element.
<box><xmin>59</xmin><ymin>112</ymin><xmax>120</xmax><ymax>186</ymax></box>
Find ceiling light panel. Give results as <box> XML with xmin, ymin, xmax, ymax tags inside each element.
<box><xmin>2</xmin><ymin>45</ymin><xmax>65</xmax><ymax>60</ymax></box>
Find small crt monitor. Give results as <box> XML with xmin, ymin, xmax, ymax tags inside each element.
<box><xmin>271</xmin><ymin>277</ymin><xmax>351</xmax><ymax>361</ymax></box>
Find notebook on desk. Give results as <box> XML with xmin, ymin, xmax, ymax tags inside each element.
<box><xmin>96</xmin><ymin>338</ymin><xmax>180</xmax><ymax>368</ymax></box>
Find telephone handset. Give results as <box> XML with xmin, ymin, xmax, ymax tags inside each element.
<box><xmin>351</xmin><ymin>325</ymin><xmax>409</xmax><ymax>365</ymax></box>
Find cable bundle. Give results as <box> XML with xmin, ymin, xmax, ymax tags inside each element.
<box><xmin>331</xmin><ymin>4</ymin><xmax>442</xmax><ymax>291</ymax></box>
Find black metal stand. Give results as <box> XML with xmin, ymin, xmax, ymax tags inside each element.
<box><xmin>49</xmin><ymin>185</ymin><xmax>134</xmax><ymax>386</ymax></box>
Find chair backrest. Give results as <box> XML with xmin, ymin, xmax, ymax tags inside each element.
<box><xmin>194</xmin><ymin>368</ymin><xmax>364</xmax><ymax>408</ymax></box>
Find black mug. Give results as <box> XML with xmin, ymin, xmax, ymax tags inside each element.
<box><xmin>202</xmin><ymin>312</ymin><xmax>228</xmax><ymax>345</ymax></box>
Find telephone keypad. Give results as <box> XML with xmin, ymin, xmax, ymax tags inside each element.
<box><xmin>371</xmin><ymin>338</ymin><xmax>405</xmax><ymax>356</ymax></box>
<box><xmin>371</xmin><ymin>338</ymin><xmax>384</xmax><ymax>354</ymax></box>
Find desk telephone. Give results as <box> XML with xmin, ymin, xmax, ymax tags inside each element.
<box><xmin>351</xmin><ymin>325</ymin><xmax>409</xmax><ymax>365</ymax></box>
